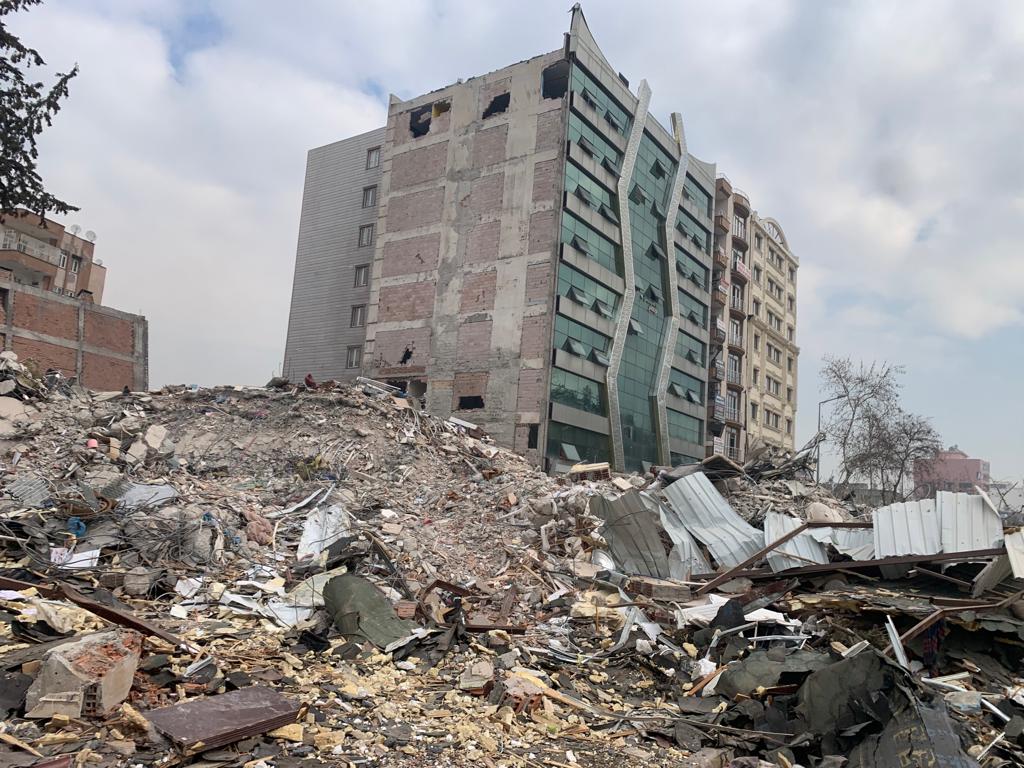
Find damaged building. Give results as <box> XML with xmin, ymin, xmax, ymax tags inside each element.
<box><xmin>282</xmin><ymin>6</ymin><xmax>798</xmax><ymax>472</ymax></box>
<box><xmin>0</xmin><ymin>210</ymin><xmax>148</xmax><ymax>391</ymax></box>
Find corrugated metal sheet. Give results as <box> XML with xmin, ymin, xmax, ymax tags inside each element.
<box><xmin>873</xmin><ymin>499</ymin><xmax>940</xmax><ymax>557</ymax></box>
<box><xmin>809</xmin><ymin>527</ymin><xmax>875</xmax><ymax>561</ymax></box>
<box><xmin>639</xmin><ymin>492</ymin><xmax>713</xmax><ymax>579</ymax></box>
<box><xmin>662</xmin><ymin>472</ymin><xmax>762</xmax><ymax>569</ymax></box>
<box><xmin>936</xmin><ymin>491</ymin><xmax>1003</xmax><ymax>553</ymax></box>
<box><xmin>590</xmin><ymin>493</ymin><xmax>670</xmax><ymax>578</ymax></box>
<box><xmin>764</xmin><ymin>512</ymin><xmax>828</xmax><ymax>572</ymax></box>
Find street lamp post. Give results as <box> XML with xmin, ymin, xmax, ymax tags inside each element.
<box><xmin>816</xmin><ymin>394</ymin><xmax>848</xmax><ymax>484</ymax></box>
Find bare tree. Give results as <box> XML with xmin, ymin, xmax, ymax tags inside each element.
<box><xmin>851</xmin><ymin>408</ymin><xmax>941</xmax><ymax>501</ymax></box>
<box><xmin>1</xmin><ymin>0</ymin><xmax>78</xmax><ymax>220</ymax></box>
<box><xmin>819</xmin><ymin>356</ymin><xmax>903</xmax><ymax>485</ymax></box>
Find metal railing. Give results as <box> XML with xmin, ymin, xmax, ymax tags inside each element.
<box><xmin>729</xmin><ymin>333</ymin><xmax>743</xmax><ymax>347</ymax></box>
<box><xmin>726</xmin><ymin>446</ymin><xmax>740</xmax><ymax>461</ymax></box>
<box><xmin>730</xmin><ymin>298</ymin><xmax>744</xmax><ymax>312</ymax></box>
<box><xmin>727</xmin><ymin>368</ymin><xmax>742</xmax><ymax>385</ymax></box>
<box><xmin>725</xmin><ymin>407</ymin><xmax>740</xmax><ymax>423</ymax></box>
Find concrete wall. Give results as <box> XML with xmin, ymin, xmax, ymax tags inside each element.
<box><xmin>364</xmin><ymin>50</ymin><xmax>567</xmax><ymax>459</ymax></box>
<box><xmin>0</xmin><ymin>280</ymin><xmax>147</xmax><ymax>390</ymax></box>
<box><xmin>282</xmin><ymin>127</ymin><xmax>385</xmax><ymax>382</ymax></box>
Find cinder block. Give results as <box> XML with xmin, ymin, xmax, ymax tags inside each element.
<box><xmin>465</xmin><ymin>221</ymin><xmax>501</xmax><ymax>265</ymax></box>
<box><xmin>460</xmin><ymin>270</ymin><xmax>497</xmax><ymax>312</ymax></box>
<box><xmin>25</xmin><ymin>629</ymin><xmax>143</xmax><ymax>718</ymax></box>
<box><xmin>472</xmin><ymin>124</ymin><xmax>508</xmax><ymax>169</ymax></box>
<box><xmin>382</xmin><ymin>233</ymin><xmax>441</xmax><ymax>277</ymax></box>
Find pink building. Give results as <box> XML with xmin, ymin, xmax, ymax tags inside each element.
<box><xmin>914</xmin><ymin>446</ymin><xmax>990</xmax><ymax>497</ymax></box>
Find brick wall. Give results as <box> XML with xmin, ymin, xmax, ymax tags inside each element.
<box><xmin>13</xmin><ymin>293</ymin><xmax>78</xmax><ymax>339</ymax></box>
<box><xmin>82</xmin><ymin>353</ymin><xmax>134</xmax><ymax>391</ymax></box>
<box><xmin>535</xmin><ymin>110</ymin><xmax>563</xmax><ymax>152</ymax></box>
<box><xmin>472</xmin><ymin>124</ymin><xmax>508</xmax><ymax>169</ymax></box>
<box><xmin>525</xmin><ymin>261</ymin><xmax>551</xmax><ymax>304</ymax></box>
<box><xmin>460</xmin><ymin>270</ymin><xmax>497</xmax><ymax>312</ymax></box>
<box><xmin>516</xmin><ymin>368</ymin><xmax>545</xmax><ymax>412</ymax></box>
<box><xmin>83</xmin><ymin>312</ymin><xmax>133</xmax><ymax>356</ymax></box>
<box><xmin>378</xmin><ymin>281</ymin><xmax>436</xmax><ymax>322</ymax></box>
<box><xmin>382</xmin><ymin>233</ymin><xmax>441</xmax><ymax>278</ymax></box>
<box><xmin>12</xmin><ymin>337</ymin><xmax>77</xmax><ymax>376</ymax></box>
<box><xmin>520</xmin><ymin>315</ymin><xmax>550</xmax><ymax>359</ymax></box>
<box><xmin>531</xmin><ymin>158</ymin><xmax>559</xmax><ymax>204</ymax></box>
<box><xmin>456</xmin><ymin>320</ymin><xmax>492</xmax><ymax>364</ymax></box>
<box><xmin>373</xmin><ymin>326</ymin><xmax>431</xmax><ymax>371</ymax></box>
<box><xmin>390</xmin><ymin>141</ymin><xmax>449</xmax><ymax>190</ymax></box>
<box><xmin>387</xmin><ymin>188</ymin><xmax>445</xmax><ymax>232</ymax></box>
<box><xmin>452</xmin><ymin>371</ymin><xmax>488</xmax><ymax>409</ymax></box>
<box><xmin>528</xmin><ymin>210</ymin><xmax>557</xmax><ymax>254</ymax></box>
<box><xmin>467</xmin><ymin>172</ymin><xmax>505</xmax><ymax>216</ymax></box>
<box><xmin>465</xmin><ymin>221</ymin><xmax>501</xmax><ymax>264</ymax></box>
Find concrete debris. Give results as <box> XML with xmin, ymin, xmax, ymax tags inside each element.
<box><xmin>0</xmin><ymin>376</ymin><xmax>1020</xmax><ymax>766</ymax></box>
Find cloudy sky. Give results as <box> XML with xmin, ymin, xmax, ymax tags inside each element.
<box><xmin>10</xmin><ymin>0</ymin><xmax>1024</xmax><ymax>477</ymax></box>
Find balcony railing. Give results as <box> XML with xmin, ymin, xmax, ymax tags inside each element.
<box><xmin>732</xmin><ymin>258</ymin><xmax>751</xmax><ymax>281</ymax></box>
<box><xmin>725</xmin><ymin>406</ymin><xmax>740</xmax><ymax>423</ymax></box>
<box><xmin>729</xmin><ymin>333</ymin><xmax>743</xmax><ymax>348</ymax></box>
<box><xmin>726</xmin><ymin>445</ymin><xmax>740</xmax><ymax>461</ymax></box>
<box><xmin>727</xmin><ymin>368</ymin><xmax>742</xmax><ymax>385</ymax></box>
<box><xmin>732</xmin><ymin>189</ymin><xmax>750</xmax><ymax>212</ymax></box>
<box><xmin>730</xmin><ymin>297</ymin><xmax>744</xmax><ymax>312</ymax></box>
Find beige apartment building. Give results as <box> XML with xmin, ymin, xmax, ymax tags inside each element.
<box><xmin>746</xmin><ymin>213</ymin><xmax>799</xmax><ymax>452</ymax></box>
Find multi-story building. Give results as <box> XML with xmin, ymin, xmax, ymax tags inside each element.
<box><xmin>282</xmin><ymin>6</ymin><xmax>801</xmax><ymax>473</ymax></box>
<box><xmin>746</xmin><ymin>213</ymin><xmax>799</xmax><ymax>453</ymax></box>
<box><xmin>914</xmin><ymin>446</ymin><xmax>991</xmax><ymax>496</ymax></box>
<box><xmin>283</xmin><ymin>7</ymin><xmax>717</xmax><ymax>473</ymax></box>
<box><xmin>1</xmin><ymin>211</ymin><xmax>106</xmax><ymax>302</ymax></box>
<box><xmin>0</xmin><ymin>210</ymin><xmax>148</xmax><ymax>390</ymax></box>
<box><xmin>283</xmin><ymin>128</ymin><xmax>385</xmax><ymax>381</ymax></box>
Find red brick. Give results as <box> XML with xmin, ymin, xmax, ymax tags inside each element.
<box><xmin>460</xmin><ymin>270</ymin><xmax>496</xmax><ymax>312</ymax></box>
<box><xmin>466</xmin><ymin>172</ymin><xmax>504</xmax><ymax>216</ymax></box>
<box><xmin>528</xmin><ymin>210</ymin><xmax>557</xmax><ymax>254</ymax></box>
<box><xmin>516</xmin><ymin>368</ymin><xmax>545</xmax><ymax>412</ymax></box>
<box><xmin>525</xmin><ymin>261</ymin><xmax>552</xmax><ymax>304</ymax></box>
<box><xmin>81</xmin><ymin>352</ymin><xmax>134</xmax><ymax>391</ymax></box>
<box><xmin>452</xmin><ymin>371</ymin><xmax>488</xmax><ymax>410</ymax></box>
<box><xmin>382</xmin><ymin>233</ymin><xmax>441</xmax><ymax>278</ymax></box>
<box><xmin>388</xmin><ymin>188</ymin><xmax>444</xmax><ymax>232</ymax></box>
<box><xmin>481</xmin><ymin>78</ymin><xmax>511</xmax><ymax>109</ymax></box>
<box><xmin>83</xmin><ymin>311</ymin><xmax>133</xmax><ymax>356</ymax></box>
<box><xmin>372</xmin><ymin>327</ymin><xmax>431</xmax><ymax>373</ymax></box>
<box><xmin>11</xmin><ymin>336</ymin><xmax>76</xmax><ymax>377</ymax></box>
<box><xmin>378</xmin><ymin>281</ymin><xmax>436</xmax><ymax>322</ymax></box>
<box><xmin>12</xmin><ymin>293</ymin><xmax>78</xmax><ymax>340</ymax></box>
<box><xmin>390</xmin><ymin>141</ymin><xmax>448</xmax><ymax>190</ymax></box>
<box><xmin>465</xmin><ymin>221</ymin><xmax>501</xmax><ymax>264</ymax></box>
<box><xmin>520</xmin><ymin>315</ymin><xmax>550</xmax><ymax>359</ymax></box>
<box><xmin>531</xmin><ymin>158</ymin><xmax>559</xmax><ymax>204</ymax></box>
<box><xmin>535</xmin><ymin>109</ymin><xmax>564</xmax><ymax>152</ymax></box>
<box><xmin>472</xmin><ymin>124</ymin><xmax>508</xmax><ymax>169</ymax></box>
<box><xmin>456</xmin><ymin>320</ymin><xmax>492</xmax><ymax>364</ymax></box>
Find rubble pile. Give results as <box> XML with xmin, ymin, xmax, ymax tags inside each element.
<box><xmin>0</xmin><ymin>371</ymin><xmax>1023</xmax><ymax>767</ymax></box>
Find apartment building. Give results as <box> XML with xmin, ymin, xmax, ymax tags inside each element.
<box><xmin>914</xmin><ymin>446</ymin><xmax>991</xmax><ymax>497</ymax></box>
<box><xmin>283</xmin><ymin>128</ymin><xmax>385</xmax><ymax>381</ymax></box>
<box><xmin>0</xmin><ymin>210</ymin><xmax>148</xmax><ymax>390</ymax></box>
<box><xmin>746</xmin><ymin>213</ymin><xmax>799</xmax><ymax>453</ymax></box>
<box><xmin>282</xmin><ymin>6</ymin><xmax>803</xmax><ymax>473</ymax></box>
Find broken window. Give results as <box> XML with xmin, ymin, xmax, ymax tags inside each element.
<box><xmin>482</xmin><ymin>92</ymin><xmax>510</xmax><ymax>119</ymax></box>
<box><xmin>604</xmin><ymin>109</ymin><xmax>623</xmax><ymax>134</ymax></box>
<box><xmin>629</xmin><ymin>184</ymin><xmax>646</xmax><ymax>204</ymax></box>
<box><xmin>580</xmin><ymin>88</ymin><xmax>598</xmax><ymax>109</ymax></box>
<box><xmin>457</xmin><ymin>395</ymin><xmax>484</xmax><ymax>410</ymax></box>
<box><xmin>541</xmin><ymin>60</ymin><xmax>569</xmax><ymax>100</ymax></box>
<box><xmin>559</xmin><ymin>442</ymin><xmax>581</xmax><ymax>462</ymax></box>
<box><xmin>651</xmin><ymin>158</ymin><xmax>667</xmax><ymax>178</ymax></box>
<box><xmin>645</xmin><ymin>284</ymin><xmax>661</xmax><ymax>303</ymax></box>
<box><xmin>650</xmin><ymin>198</ymin><xmax>665</xmax><ymax>219</ymax></box>
<box><xmin>409</xmin><ymin>105</ymin><xmax>432</xmax><ymax>138</ymax></box>
<box><xmin>399</xmin><ymin>346</ymin><xmax>414</xmax><ymax>364</ymax></box>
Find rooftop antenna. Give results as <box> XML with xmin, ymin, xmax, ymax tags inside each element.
<box><xmin>85</xmin><ymin>230</ymin><xmax>97</xmax><ymax>243</ymax></box>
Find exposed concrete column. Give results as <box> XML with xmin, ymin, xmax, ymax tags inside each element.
<box><xmin>75</xmin><ymin>302</ymin><xmax>85</xmax><ymax>381</ymax></box>
<box><xmin>605</xmin><ymin>80</ymin><xmax>651</xmax><ymax>472</ymax></box>
<box><xmin>3</xmin><ymin>288</ymin><xmax>12</xmax><ymax>350</ymax></box>
<box><xmin>652</xmin><ymin>113</ymin><xmax>689</xmax><ymax>463</ymax></box>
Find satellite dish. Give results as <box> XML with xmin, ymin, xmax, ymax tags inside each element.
<box><xmin>68</xmin><ymin>224</ymin><xmax>81</xmax><ymax>236</ymax></box>
<box><xmin>85</xmin><ymin>230</ymin><xmax>97</xmax><ymax>243</ymax></box>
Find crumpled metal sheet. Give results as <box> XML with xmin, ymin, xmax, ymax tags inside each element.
<box><xmin>872</xmin><ymin>499</ymin><xmax>940</xmax><ymax>557</ymax></box>
<box><xmin>764</xmin><ymin>512</ymin><xmax>828</xmax><ymax>572</ymax></box>
<box><xmin>638</xmin><ymin>491</ymin><xmax>712</xmax><ymax>579</ymax></box>
<box><xmin>936</xmin><ymin>491</ymin><xmax>1003</xmax><ymax>555</ymax></box>
<box><xmin>809</xmin><ymin>526</ymin><xmax>876</xmax><ymax>561</ymax></box>
<box><xmin>661</xmin><ymin>472</ymin><xmax>762</xmax><ymax>569</ymax></box>
<box><xmin>590</xmin><ymin>493</ymin><xmax>671</xmax><ymax>578</ymax></box>
<box><xmin>7</xmin><ymin>473</ymin><xmax>50</xmax><ymax>507</ymax></box>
